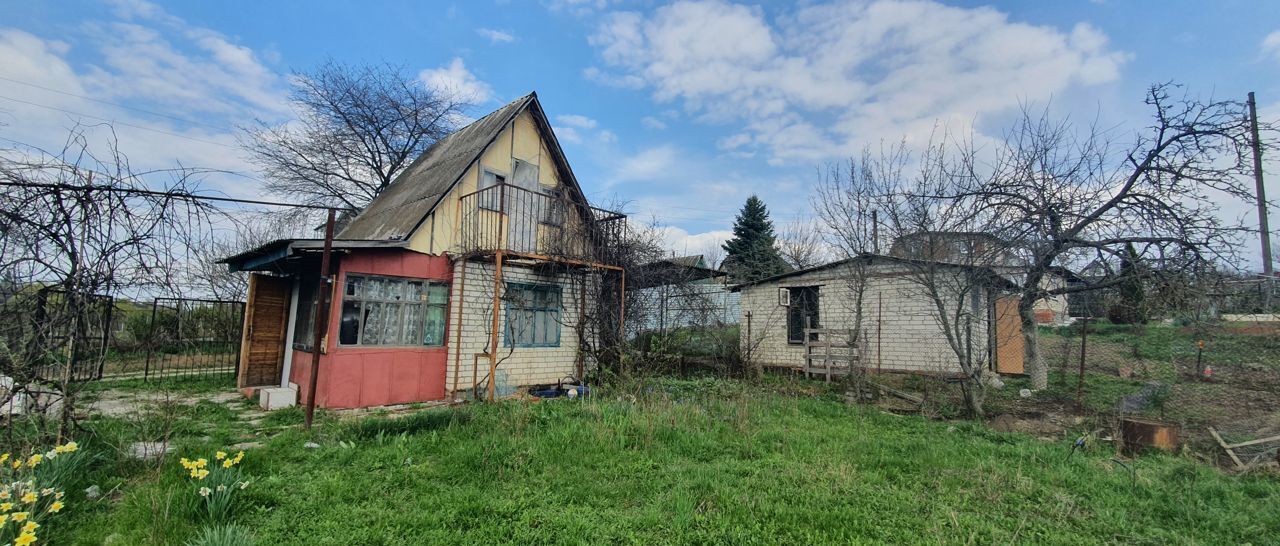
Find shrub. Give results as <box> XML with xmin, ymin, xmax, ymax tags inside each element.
<box><xmin>179</xmin><ymin>450</ymin><xmax>251</xmax><ymax>523</ymax></box>
<box><xmin>184</xmin><ymin>524</ymin><xmax>255</xmax><ymax>546</ymax></box>
<box><xmin>0</xmin><ymin>441</ymin><xmax>80</xmax><ymax>546</ymax></box>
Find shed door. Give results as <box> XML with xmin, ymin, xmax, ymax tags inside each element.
<box><xmin>238</xmin><ymin>273</ymin><xmax>291</xmax><ymax>388</ymax></box>
<box><xmin>507</xmin><ymin>159</ymin><xmax>540</xmax><ymax>253</ymax></box>
<box><xmin>993</xmin><ymin>296</ymin><xmax>1024</xmax><ymax>374</ymax></box>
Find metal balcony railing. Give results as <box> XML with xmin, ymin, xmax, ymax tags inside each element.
<box><xmin>457</xmin><ymin>183</ymin><xmax>627</xmax><ymax>266</ymax></box>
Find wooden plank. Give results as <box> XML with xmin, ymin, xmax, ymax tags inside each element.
<box><xmin>994</xmin><ymin>297</ymin><xmax>1024</xmax><ymax>374</ymax></box>
<box><xmin>1208</xmin><ymin>427</ymin><xmax>1246</xmax><ymax>469</ymax></box>
<box><xmin>1223</xmin><ymin>433</ymin><xmax>1280</xmax><ymax>450</ymax></box>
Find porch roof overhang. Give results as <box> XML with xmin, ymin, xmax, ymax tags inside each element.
<box><xmin>218</xmin><ymin>239</ymin><xmax>408</xmax><ymax>272</ymax></box>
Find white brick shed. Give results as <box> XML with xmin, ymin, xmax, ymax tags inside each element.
<box><xmin>734</xmin><ymin>255</ymin><xmax>1024</xmax><ymax>376</ymax></box>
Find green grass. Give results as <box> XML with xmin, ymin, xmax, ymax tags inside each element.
<box><xmin>1041</xmin><ymin>321</ymin><xmax>1280</xmax><ymax>369</ymax></box>
<box><xmin>52</xmin><ymin>376</ymin><xmax>1280</xmax><ymax>545</ymax></box>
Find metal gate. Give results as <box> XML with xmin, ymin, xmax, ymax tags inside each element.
<box><xmin>143</xmin><ymin>298</ymin><xmax>245</xmax><ymax>382</ymax></box>
<box><xmin>29</xmin><ymin>289</ymin><xmax>114</xmax><ymax>382</ymax></box>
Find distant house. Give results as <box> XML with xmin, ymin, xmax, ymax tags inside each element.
<box><xmin>733</xmin><ymin>254</ymin><xmax>1025</xmax><ymax>377</ymax></box>
<box><xmin>890</xmin><ymin>231</ymin><xmax>1072</xmax><ymax>325</ymax></box>
<box><xmin>631</xmin><ymin>255</ymin><xmax>740</xmax><ymax>334</ymax></box>
<box><xmin>221</xmin><ymin>93</ymin><xmax>626</xmax><ymax>408</ymax></box>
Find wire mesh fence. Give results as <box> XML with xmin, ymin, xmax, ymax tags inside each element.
<box><xmin>1036</xmin><ymin>314</ymin><xmax>1280</xmax><ymax>466</ymax></box>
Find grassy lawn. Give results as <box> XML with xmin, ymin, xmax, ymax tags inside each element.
<box><xmin>51</xmin><ymin>377</ymin><xmax>1280</xmax><ymax>545</ymax></box>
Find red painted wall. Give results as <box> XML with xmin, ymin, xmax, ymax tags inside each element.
<box><xmin>291</xmin><ymin>249</ymin><xmax>453</xmax><ymax>409</ymax></box>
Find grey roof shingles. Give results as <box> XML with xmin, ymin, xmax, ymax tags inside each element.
<box><xmin>336</xmin><ymin>93</ymin><xmax>536</xmax><ymax>241</ymax></box>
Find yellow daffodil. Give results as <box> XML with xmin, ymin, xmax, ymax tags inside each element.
<box><xmin>195</xmin><ymin>458</ymin><xmax>208</xmax><ymax>469</ymax></box>
<box><xmin>195</xmin><ymin>469</ymin><xmax>209</xmax><ymax>480</ymax></box>
<box><xmin>47</xmin><ymin>501</ymin><xmax>63</xmax><ymax>513</ymax></box>
<box><xmin>20</xmin><ymin>492</ymin><xmax>37</xmax><ymax>504</ymax></box>
<box><xmin>15</xmin><ymin>530</ymin><xmax>37</xmax><ymax>546</ymax></box>
<box><xmin>11</xmin><ymin>511</ymin><xmax>28</xmax><ymax>522</ymax></box>
<box><xmin>2</xmin><ymin>502</ymin><xmax>13</xmax><ymax>511</ymax></box>
<box><xmin>215</xmin><ymin>451</ymin><xmax>227</xmax><ymax>460</ymax></box>
<box><xmin>21</xmin><ymin>520</ymin><xmax>38</xmax><ymax>533</ymax></box>
<box><xmin>54</xmin><ymin>441</ymin><xmax>77</xmax><ymax>453</ymax></box>
<box><xmin>222</xmin><ymin>459</ymin><xmax>234</xmax><ymax>469</ymax></box>
<box><xmin>25</xmin><ymin>454</ymin><xmax>41</xmax><ymax>467</ymax></box>
<box><xmin>0</xmin><ymin>513</ymin><xmax>7</xmax><ymax>525</ymax></box>
<box><xmin>179</xmin><ymin>458</ymin><xmax>192</xmax><ymax>468</ymax></box>
<box><xmin>12</xmin><ymin>459</ymin><xmax>21</xmax><ymax>470</ymax></box>
<box><xmin>0</xmin><ymin>453</ymin><xmax>8</xmax><ymax>464</ymax></box>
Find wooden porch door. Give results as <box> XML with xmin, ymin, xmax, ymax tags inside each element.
<box><xmin>993</xmin><ymin>296</ymin><xmax>1025</xmax><ymax>374</ymax></box>
<box><xmin>238</xmin><ymin>273</ymin><xmax>291</xmax><ymax>388</ymax></box>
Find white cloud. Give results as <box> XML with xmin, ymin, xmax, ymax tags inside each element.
<box><xmin>556</xmin><ymin>114</ymin><xmax>598</xmax><ymax>129</ymax></box>
<box><xmin>655</xmin><ymin>225</ymin><xmax>731</xmax><ymax>257</ymax></box>
<box><xmin>1263</xmin><ymin>30</ymin><xmax>1280</xmax><ymax>62</ymax></box>
<box><xmin>612</xmin><ymin>145</ymin><xmax>676</xmax><ymax>182</ymax></box>
<box><xmin>588</xmin><ymin>0</ymin><xmax>1130</xmax><ymax>163</ymax></box>
<box><xmin>419</xmin><ymin>57</ymin><xmax>494</xmax><ymax>103</ymax></box>
<box><xmin>598</xmin><ymin>129</ymin><xmax>617</xmax><ymax>143</ymax></box>
<box><xmin>0</xmin><ymin>2</ymin><xmax>288</xmax><ymax>201</ymax></box>
<box><xmin>476</xmin><ymin>28</ymin><xmax>515</xmax><ymax>44</ymax></box>
<box><xmin>640</xmin><ymin>116</ymin><xmax>667</xmax><ymax>129</ymax></box>
<box><xmin>554</xmin><ymin>125</ymin><xmax>582</xmax><ymax>143</ymax></box>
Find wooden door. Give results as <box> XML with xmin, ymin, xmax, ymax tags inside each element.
<box><xmin>993</xmin><ymin>296</ymin><xmax>1024</xmax><ymax>374</ymax></box>
<box><xmin>238</xmin><ymin>273</ymin><xmax>291</xmax><ymax>388</ymax></box>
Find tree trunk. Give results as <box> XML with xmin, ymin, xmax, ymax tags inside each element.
<box><xmin>962</xmin><ymin>380</ymin><xmax>985</xmax><ymax>418</ymax></box>
<box><xmin>1019</xmin><ymin>299</ymin><xmax>1047</xmax><ymax>390</ymax></box>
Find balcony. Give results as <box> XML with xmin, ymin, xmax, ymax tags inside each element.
<box><xmin>456</xmin><ymin>182</ymin><xmax>627</xmax><ymax>267</ymax></box>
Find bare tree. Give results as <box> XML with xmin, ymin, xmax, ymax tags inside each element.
<box><xmin>242</xmin><ymin>60</ymin><xmax>470</xmax><ymax>211</ymax></box>
<box><xmin>188</xmin><ymin>213</ymin><xmax>303</xmax><ymax>301</ymax></box>
<box><xmin>777</xmin><ymin>220</ymin><xmax>826</xmax><ymax>270</ymax></box>
<box><xmin>961</xmin><ymin>84</ymin><xmax>1275</xmax><ymax>389</ymax></box>
<box><xmin>0</xmin><ymin>125</ymin><xmax>218</xmax><ymax>443</ymax></box>
<box><xmin>815</xmin><ymin>140</ymin><xmax>999</xmax><ymax>416</ymax></box>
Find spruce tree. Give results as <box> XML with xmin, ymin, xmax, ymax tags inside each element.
<box><xmin>722</xmin><ymin>195</ymin><xmax>791</xmax><ymax>282</ymax></box>
<box><xmin>1108</xmin><ymin>243</ymin><xmax>1148</xmax><ymax>324</ymax></box>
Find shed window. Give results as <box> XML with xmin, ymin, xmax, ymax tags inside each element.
<box><xmin>786</xmin><ymin>286</ymin><xmax>820</xmax><ymax>344</ymax></box>
<box><xmin>339</xmin><ymin>274</ymin><xmax>448</xmax><ymax>347</ymax></box>
<box><xmin>479</xmin><ymin>170</ymin><xmax>505</xmax><ymax>211</ymax></box>
<box><xmin>504</xmin><ymin>283</ymin><xmax>562</xmax><ymax>347</ymax></box>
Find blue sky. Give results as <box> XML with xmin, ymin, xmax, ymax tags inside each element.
<box><xmin>2</xmin><ymin>0</ymin><xmax>1278</xmax><ymax>267</ymax></box>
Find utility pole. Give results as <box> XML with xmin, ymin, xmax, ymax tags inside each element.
<box><xmin>1248</xmin><ymin>92</ymin><xmax>1273</xmax><ymax>276</ymax></box>
<box><xmin>304</xmin><ymin>208</ymin><xmax>336</xmax><ymax>429</ymax></box>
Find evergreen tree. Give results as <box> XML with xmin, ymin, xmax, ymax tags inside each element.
<box><xmin>1108</xmin><ymin>243</ymin><xmax>1148</xmax><ymax>324</ymax></box>
<box><xmin>722</xmin><ymin>195</ymin><xmax>791</xmax><ymax>282</ymax></box>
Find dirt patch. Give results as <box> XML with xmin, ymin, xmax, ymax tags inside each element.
<box><xmin>87</xmin><ymin>389</ymin><xmax>241</xmax><ymax>418</ymax></box>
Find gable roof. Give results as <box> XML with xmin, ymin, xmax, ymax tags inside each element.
<box><xmin>728</xmin><ymin>253</ymin><xmax>1018</xmax><ymax>292</ymax></box>
<box><xmin>337</xmin><ymin>92</ymin><xmax>571</xmax><ymax>241</ymax></box>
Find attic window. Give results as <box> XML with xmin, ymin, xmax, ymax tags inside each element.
<box><xmin>541</xmin><ymin>187</ymin><xmax>565</xmax><ymax>226</ymax></box>
<box><xmin>479</xmin><ymin>170</ymin><xmax>504</xmax><ymax>211</ymax></box>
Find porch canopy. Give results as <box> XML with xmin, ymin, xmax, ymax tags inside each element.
<box><xmin>218</xmin><ymin>239</ymin><xmax>407</xmax><ymax>273</ymax></box>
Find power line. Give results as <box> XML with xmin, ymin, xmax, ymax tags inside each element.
<box><xmin>0</xmin><ymin>179</ymin><xmax>349</xmax><ymax>211</ymax></box>
<box><xmin>0</xmin><ymin>94</ymin><xmax>239</xmax><ymax>149</ymax></box>
<box><xmin>0</xmin><ymin>76</ymin><xmax>233</xmax><ymax>132</ymax></box>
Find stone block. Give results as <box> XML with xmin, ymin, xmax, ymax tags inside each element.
<box><xmin>259</xmin><ymin>386</ymin><xmax>297</xmax><ymax>410</ymax></box>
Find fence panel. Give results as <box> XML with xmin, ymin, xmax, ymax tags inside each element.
<box><xmin>140</xmin><ymin>298</ymin><xmax>245</xmax><ymax>383</ymax></box>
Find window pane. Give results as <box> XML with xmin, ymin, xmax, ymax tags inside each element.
<box><xmin>424</xmin><ymin>304</ymin><xmax>445</xmax><ymax>346</ymax></box>
<box><xmin>363</xmin><ymin>302</ymin><xmax>383</xmax><ymax>345</ymax></box>
<box><xmin>340</xmin><ymin>300</ymin><xmax>361</xmax><ymax>345</ymax></box>
<box><xmin>384</xmin><ymin>302</ymin><xmax>403</xmax><ymax>345</ymax></box>
<box><xmin>402</xmin><ymin>303</ymin><xmax>421</xmax><ymax>346</ymax></box>
<box><xmin>428</xmin><ymin>284</ymin><xmax>448</xmax><ymax>304</ymax></box>
<box><xmin>407</xmin><ymin>281</ymin><xmax>424</xmax><ymax>302</ymax></box>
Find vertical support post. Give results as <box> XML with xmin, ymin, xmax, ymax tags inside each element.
<box><xmin>871</xmin><ymin>209</ymin><xmax>879</xmax><ymax>254</ymax></box>
<box><xmin>1076</xmin><ymin>315</ymin><xmax>1089</xmax><ymax>406</ymax></box>
<box><xmin>619</xmin><ymin>268</ymin><xmax>627</xmax><ymax>341</ymax></box>
<box><xmin>488</xmin><ymin>252</ymin><xmax>505</xmax><ymax>402</ymax></box>
<box><xmin>304</xmin><ymin>208</ymin><xmax>336</xmax><ymax>430</ymax></box>
<box><xmin>744</xmin><ymin>311</ymin><xmax>752</xmax><ymax>370</ymax></box>
<box><xmin>1248</xmin><ymin>92</ymin><xmax>1273</xmax><ymax>276</ymax></box>
<box><xmin>450</xmin><ymin>261</ymin><xmax>467</xmax><ymax>400</ymax></box>
<box><xmin>143</xmin><ymin>298</ymin><xmax>159</xmax><ymax>382</ymax></box>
